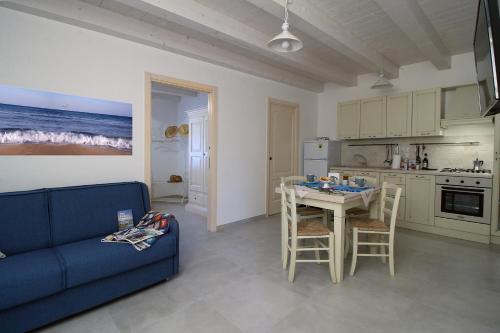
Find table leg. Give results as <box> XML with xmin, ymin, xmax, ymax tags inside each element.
<box><xmin>369</xmin><ymin>194</ymin><xmax>380</xmax><ymax>219</ymax></box>
<box><xmin>332</xmin><ymin>206</ymin><xmax>345</xmax><ymax>282</ymax></box>
<box><xmin>368</xmin><ymin>194</ymin><xmax>380</xmax><ymax>254</ymax></box>
<box><xmin>281</xmin><ymin>204</ymin><xmax>288</xmax><ymax>265</ymax></box>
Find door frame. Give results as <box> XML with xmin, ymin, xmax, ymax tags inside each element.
<box><xmin>266</xmin><ymin>97</ymin><xmax>299</xmax><ymax>216</ymax></box>
<box><xmin>145</xmin><ymin>72</ymin><xmax>218</xmax><ymax>232</ymax></box>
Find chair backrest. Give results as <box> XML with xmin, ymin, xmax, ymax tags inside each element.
<box><xmin>281</xmin><ymin>176</ymin><xmax>306</xmax><ymax>186</ymax></box>
<box><xmin>281</xmin><ymin>183</ymin><xmax>299</xmax><ymax>238</ymax></box>
<box><xmin>379</xmin><ymin>181</ymin><xmax>402</xmax><ymax>237</ymax></box>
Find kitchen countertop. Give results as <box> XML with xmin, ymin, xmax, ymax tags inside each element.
<box><xmin>329</xmin><ymin>166</ymin><xmax>493</xmax><ymax>178</ymax></box>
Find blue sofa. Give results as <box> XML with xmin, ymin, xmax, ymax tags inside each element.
<box><xmin>0</xmin><ymin>182</ymin><xmax>179</xmax><ymax>333</ymax></box>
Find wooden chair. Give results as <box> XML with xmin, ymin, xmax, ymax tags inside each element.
<box><xmin>344</xmin><ymin>176</ymin><xmax>378</xmax><ymax>258</ymax></box>
<box><xmin>280</xmin><ymin>176</ymin><xmax>327</xmax><ymax>266</ymax></box>
<box><xmin>282</xmin><ymin>184</ymin><xmax>336</xmax><ymax>283</ymax></box>
<box><xmin>281</xmin><ymin>176</ymin><xmax>324</xmax><ymax>221</ymax></box>
<box><xmin>349</xmin><ymin>182</ymin><xmax>402</xmax><ymax>277</ymax></box>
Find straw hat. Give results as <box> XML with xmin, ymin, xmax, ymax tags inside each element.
<box><xmin>178</xmin><ymin>124</ymin><xmax>189</xmax><ymax>136</ymax></box>
<box><xmin>164</xmin><ymin>125</ymin><xmax>178</xmax><ymax>138</ymax></box>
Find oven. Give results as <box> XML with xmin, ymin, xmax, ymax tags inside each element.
<box><xmin>435</xmin><ymin>176</ymin><xmax>492</xmax><ymax>224</ymax></box>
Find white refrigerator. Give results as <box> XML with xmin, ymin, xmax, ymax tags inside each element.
<box><xmin>303</xmin><ymin>140</ymin><xmax>342</xmax><ymax>177</ymax></box>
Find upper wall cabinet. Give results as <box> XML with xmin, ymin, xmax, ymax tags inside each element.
<box><xmin>386</xmin><ymin>92</ymin><xmax>412</xmax><ymax>138</ymax></box>
<box><xmin>412</xmin><ymin>88</ymin><xmax>442</xmax><ymax>137</ymax></box>
<box><xmin>337</xmin><ymin>100</ymin><xmax>360</xmax><ymax>140</ymax></box>
<box><xmin>442</xmin><ymin>84</ymin><xmax>481</xmax><ymax>121</ymax></box>
<box><xmin>359</xmin><ymin>96</ymin><xmax>386</xmax><ymax>138</ymax></box>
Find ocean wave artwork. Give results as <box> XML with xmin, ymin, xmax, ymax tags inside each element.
<box><xmin>0</xmin><ymin>85</ymin><xmax>132</xmax><ymax>155</ymax></box>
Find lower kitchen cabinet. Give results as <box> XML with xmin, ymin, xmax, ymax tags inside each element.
<box><xmin>405</xmin><ymin>174</ymin><xmax>435</xmax><ymax>225</ymax></box>
<box><xmin>380</xmin><ymin>172</ymin><xmax>406</xmax><ymax>224</ymax></box>
<box><xmin>354</xmin><ymin>170</ymin><xmax>380</xmax><ymax>185</ymax></box>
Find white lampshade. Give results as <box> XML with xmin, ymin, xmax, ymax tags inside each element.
<box><xmin>371</xmin><ymin>71</ymin><xmax>393</xmax><ymax>89</ymax></box>
<box><xmin>268</xmin><ymin>22</ymin><xmax>303</xmax><ymax>52</ymax></box>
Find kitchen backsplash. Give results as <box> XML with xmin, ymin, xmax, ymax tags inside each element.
<box><xmin>340</xmin><ymin>123</ymin><xmax>494</xmax><ymax>170</ymax></box>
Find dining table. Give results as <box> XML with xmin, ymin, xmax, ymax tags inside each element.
<box><xmin>275</xmin><ymin>184</ymin><xmax>380</xmax><ymax>282</ymax></box>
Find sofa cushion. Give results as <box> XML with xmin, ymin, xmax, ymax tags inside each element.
<box><xmin>49</xmin><ymin>182</ymin><xmax>148</xmax><ymax>246</ymax></box>
<box><xmin>0</xmin><ymin>190</ymin><xmax>51</xmax><ymax>256</ymax></box>
<box><xmin>56</xmin><ymin>229</ymin><xmax>178</xmax><ymax>288</ymax></box>
<box><xmin>0</xmin><ymin>249</ymin><xmax>64</xmax><ymax>311</ymax></box>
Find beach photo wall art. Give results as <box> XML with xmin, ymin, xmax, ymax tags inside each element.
<box><xmin>0</xmin><ymin>84</ymin><xmax>132</xmax><ymax>155</ymax></box>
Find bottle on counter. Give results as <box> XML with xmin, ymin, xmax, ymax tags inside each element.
<box><xmin>422</xmin><ymin>153</ymin><xmax>429</xmax><ymax>169</ymax></box>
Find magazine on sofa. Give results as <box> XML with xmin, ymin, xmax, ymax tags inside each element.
<box><xmin>102</xmin><ymin>211</ymin><xmax>171</xmax><ymax>251</ymax></box>
<box><xmin>102</xmin><ymin>227</ymin><xmax>164</xmax><ymax>251</ymax></box>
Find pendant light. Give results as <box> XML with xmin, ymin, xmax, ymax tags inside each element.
<box><xmin>267</xmin><ymin>0</ymin><xmax>303</xmax><ymax>52</ymax></box>
<box><xmin>371</xmin><ymin>71</ymin><xmax>393</xmax><ymax>89</ymax></box>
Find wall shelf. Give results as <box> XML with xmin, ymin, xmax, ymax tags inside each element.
<box><xmin>408</xmin><ymin>142</ymin><xmax>480</xmax><ymax>146</ymax></box>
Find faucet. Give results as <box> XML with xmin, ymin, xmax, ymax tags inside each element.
<box><xmin>353</xmin><ymin>154</ymin><xmax>368</xmax><ymax>167</ymax></box>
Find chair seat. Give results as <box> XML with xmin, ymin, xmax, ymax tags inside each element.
<box><xmin>289</xmin><ymin>220</ymin><xmax>330</xmax><ymax>236</ymax></box>
<box><xmin>297</xmin><ymin>206</ymin><xmax>323</xmax><ymax>216</ymax></box>
<box><xmin>350</xmin><ymin>217</ymin><xmax>389</xmax><ymax>232</ymax></box>
<box><xmin>346</xmin><ymin>207</ymin><xmax>369</xmax><ymax>216</ymax></box>
<box><xmin>56</xmin><ymin>232</ymin><xmax>177</xmax><ymax>288</ymax></box>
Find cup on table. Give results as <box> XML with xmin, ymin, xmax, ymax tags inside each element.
<box><xmin>306</xmin><ymin>174</ymin><xmax>316</xmax><ymax>182</ymax></box>
<box><xmin>354</xmin><ymin>177</ymin><xmax>366</xmax><ymax>187</ymax></box>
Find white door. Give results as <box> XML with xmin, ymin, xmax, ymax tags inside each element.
<box><xmin>304</xmin><ymin>159</ymin><xmax>327</xmax><ymax>178</ymax></box>
<box><xmin>203</xmin><ymin>116</ymin><xmax>209</xmax><ymax>193</ymax></box>
<box><xmin>189</xmin><ymin>117</ymin><xmax>204</xmax><ymax>193</ymax></box>
<box><xmin>267</xmin><ymin>99</ymin><xmax>298</xmax><ymax>215</ymax></box>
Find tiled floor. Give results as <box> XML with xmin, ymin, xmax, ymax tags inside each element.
<box><xmin>38</xmin><ymin>203</ymin><xmax>500</xmax><ymax>333</ymax></box>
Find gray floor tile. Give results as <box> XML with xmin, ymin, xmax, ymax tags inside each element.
<box><xmin>36</xmin><ymin>202</ymin><xmax>500</xmax><ymax>333</ymax></box>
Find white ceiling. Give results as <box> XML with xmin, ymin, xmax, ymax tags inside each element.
<box><xmin>1</xmin><ymin>0</ymin><xmax>479</xmax><ymax>92</ymax></box>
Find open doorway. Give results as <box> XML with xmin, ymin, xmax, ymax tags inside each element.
<box><xmin>145</xmin><ymin>73</ymin><xmax>217</xmax><ymax>232</ymax></box>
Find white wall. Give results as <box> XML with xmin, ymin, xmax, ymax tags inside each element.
<box><xmin>318</xmin><ymin>53</ymin><xmax>477</xmax><ymax>139</ymax></box>
<box><xmin>0</xmin><ymin>8</ymin><xmax>318</xmax><ymax>225</ymax></box>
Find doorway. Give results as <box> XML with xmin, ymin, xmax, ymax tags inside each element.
<box><xmin>267</xmin><ymin>98</ymin><xmax>299</xmax><ymax>215</ymax></box>
<box><xmin>145</xmin><ymin>73</ymin><xmax>218</xmax><ymax>232</ymax></box>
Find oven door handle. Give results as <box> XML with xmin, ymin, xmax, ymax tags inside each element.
<box><xmin>440</xmin><ymin>186</ymin><xmax>486</xmax><ymax>193</ymax></box>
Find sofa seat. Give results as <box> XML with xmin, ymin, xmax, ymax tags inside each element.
<box><xmin>56</xmin><ymin>233</ymin><xmax>178</xmax><ymax>288</ymax></box>
<box><xmin>0</xmin><ymin>249</ymin><xmax>64</xmax><ymax>310</ymax></box>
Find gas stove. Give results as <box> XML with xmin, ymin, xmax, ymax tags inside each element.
<box><xmin>440</xmin><ymin>168</ymin><xmax>491</xmax><ymax>174</ymax></box>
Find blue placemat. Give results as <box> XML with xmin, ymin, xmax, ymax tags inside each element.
<box><xmin>301</xmin><ymin>182</ymin><xmax>371</xmax><ymax>192</ymax></box>
<box><xmin>332</xmin><ymin>185</ymin><xmax>371</xmax><ymax>192</ymax></box>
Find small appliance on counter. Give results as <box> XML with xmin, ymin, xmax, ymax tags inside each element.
<box><xmin>391</xmin><ymin>144</ymin><xmax>401</xmax><ymax>170</ymax></box>
<box><xmin>473</xmin><ymin>158</ymin><xmax>485</xmax><ymax>172</ymax></box>
<box><xmin>303</xmin><ymin>140</ymin><xmax>341</xmax><ymax>177</ymax></box>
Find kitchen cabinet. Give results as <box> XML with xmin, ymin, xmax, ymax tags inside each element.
<box><xmin>359</xmin><ymin>96</ymin><xmax>386</xmax><ymax>138</ymax></box>
<box><xmin>443</xmin><ymin>84</ymin><xmax>480</xmax><ymax>120</ymax></box>
<box><xmin>386</xmin><ymin>92</ymin><xmax>412</xmax><ymax>138</ymax></box>
<box><xmin>354</xmin><ymin>170</ymin><xmax>380</xmax><ymax>185</ymax></box>
<box><xmin>381</xmin><ymin>172</ymin><xmax>406</xmax><ymax>224</ymax></box>
<box><xmin>337</xmin><ymin>100</ymin><xmax>360</xmax><ymax>139</ymax></box>
<box><xmin>405</xmin><ymin>174</ymin><xmax>435</xmax><ymax>225</ymax></box>
<box><xmin>412</xmin><ymin>88</ymin><xmax>442</xmax><ymax>137</ymax></box>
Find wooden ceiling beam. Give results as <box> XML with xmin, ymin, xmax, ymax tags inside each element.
<box><xmin>373</xmin><ymin>0</ymin><xmax>451</xmax><ymax>70</ymax></box>
<box><xmin>246</xmin><ymin>0</ymin><xmax>399</xmax><ymax>79</ymax></box>
<box><xmin>110</xmin><ymin>0</ymin><xmax>356</xmax><ymax>86</ymax></box>
<box><xmin>0</xmin><ymin>0</ymin><xmax>325</xmax><ymax>92</ymax></box>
